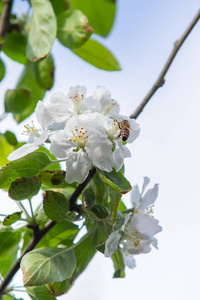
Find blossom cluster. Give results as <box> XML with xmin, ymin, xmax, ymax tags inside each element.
<box><xmin>104</xmin><ymin>177</ymin><xmax>162</xmax><ymax>269</ymax></box>
<box><xmin>8</xmin><ymin>86</ymin><xmax>140</xmax><ymax>184</ymax></box>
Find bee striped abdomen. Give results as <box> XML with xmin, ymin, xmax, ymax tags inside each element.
<box><xmin>117</xmin><ymin>120</ymin><xmax>130</xmax><ymax>142</ymax></box>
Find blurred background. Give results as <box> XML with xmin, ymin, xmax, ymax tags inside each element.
<box><xmin>1</xmin><ymin>0</ymin><xmax>200</xmax><ymax>299</ymax></box>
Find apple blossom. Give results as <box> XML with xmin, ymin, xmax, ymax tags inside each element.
<box><xmin>104</xmin><ymin>178</ymin><xmax>162</xmax><ymax>269</ymax></box>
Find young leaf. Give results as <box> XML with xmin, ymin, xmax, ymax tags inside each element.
<box><xmin>0</xmin><ymin>57</ymin><xmax>6</xmax><ymax>81</ymax></box>
<box><xmin>4</xmin><ymin>88</ymin><xmax>32</xmax><ymax>115</ymax></box>
<box><xmin>71</xmin><ymin>226</ymin><xmax>100</xmax><ymax>282</ymax></box>
<box><xmin>2</xmin><ymin>30</ymin><xmax>27</xmax><ymax>64</ymax></box>
<box><xmin>72</xmin><ymin>39</ymin><xmax>121</xmax><ymax>71</ymax></box>
<box><xmin>36</xmin><ymin>218</ymin><xmax>78</xmax><ymax>248</ymax></box>
<box><xmin>43</xmin><ymin>190</ymin><xmax>69</xmax><ymax>222</ymax></box>
<box><xmin>21</xmin><ymin>247</ymin><xmax>76</xmax><ymax>286</ymax></box>
<box><xmin>108</xmin><ymin>188</ymin><xmax>122</xmax><ymax>225</ymax></box>
<box><xmin>70</xmin><ymin>0</ymin><xmax>116</xmax><ymax>37</ymax></box>
<box><xmin>8</xmin><ymin>176</ymin><xmax>41</xmax><ymax>201</ymax></box>
<box><xmin>57</xmin><ymin>9</ymin><xmax>93</xmax><ymax>49</ymax></box>
<box><xmin>0</xmin><ymin>247</ymin><xmax>18</xmax><ymax>278</ymax></box>
<box><xmin>26</xmin><ymin>285</ymin><xmax>56</xmax><ymax>300</ymax></box>
<box><xmin>0</xmin><ymin>152</ymin><xmax>54</xmax><ymax>189</ymax></box>
<box><xmin>16</xmin><ymin>61</ymin><xmax>46</xmax><ymax>122</ymax></box>
<box><xmin>0</xmin><ymin>134</ymin><xmax>15</xmax><ymax>166</ymax></box>
<box><xmin>48</xmin><ymin>279</ymin><xmax>72</xmax><ymax>297</ymax></box>
<box><xmin>39</xmin><ymin>170</ymin><xmax>68</xmax><ymax>189</ymax></box>
<box><xmin>4</xmin><ymin>131</ymin><xmax>18</xmax><ymax>146</ymax></box>
<box><xmin>3</xmin><ymin>211</ymin><xmax>22</xmax><ymax>226</ymax></box>
<box><xmin>0</xmin><ymin>225</ymin><xmax>21</xmax><ymax>256</ymax></box>
<box><xmin>50</xmin><ymin>0</ymin><xmax>69</xmax><ymax>16</ymax></box>
<box><xmin>111</xmin><ymin>248</ymin><xmax>125</xmax><ymax>278</ymax></box>
<box><xmin>97</xmin><ymin>168</ymin><xmax>132</xmax><ymax>194</ymax></box>
<box><xmin>30</xmin><ymin>54</ymin><xmax>55</xmax><ymax>90</ymax></box>
<box><xmin>27</xmin><ymin>0</ymin><xmax>57</xmax><ymax>61</ymax></box>
<box><xmin>82</xmin><ymin>189</ymin><xmax>108</xmax><ymax>220</ymax></box>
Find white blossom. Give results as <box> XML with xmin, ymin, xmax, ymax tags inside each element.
<box><xmin>104</xmin><ymin>178</ymin><xmax>162</xmax><ymax>269</ymax></box>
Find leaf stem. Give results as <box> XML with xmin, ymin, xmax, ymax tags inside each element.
<box><xmin>18</xmin><ymin>202</ymin><xmax>31</xmax><ymax>222</ymax></box>
<box><xmin>130</xmin><ymin>9</ymin><xmax>200</xmax><ymax>119</ymax></box>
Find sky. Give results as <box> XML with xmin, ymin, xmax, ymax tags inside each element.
<box><xmin>1</xmin><ymin>0</ymin><xmax>200</xmax><ymax>299</ymax></box>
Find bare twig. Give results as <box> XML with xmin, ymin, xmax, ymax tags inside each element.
<box><xmin>130</xmin><ymin>9</ymin><xmax>200</xmax><ymax>119</ymax></box>
<box><xmin>0</xmin><ymin>0</ymin><xmax>13</xmax><ymax>51</ymax></box>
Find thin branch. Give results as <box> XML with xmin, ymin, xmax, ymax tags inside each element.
<box><xmin>0</xmin><ymin>0</ymin><xmax>13</xmax><ymax>51</ymax></box>
<box><xmin>130</xmin><ymin>9</ymin><xmax>200</xmax><ymax>119</ymax></box>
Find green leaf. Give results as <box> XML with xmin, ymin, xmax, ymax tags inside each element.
<box><xmin>39</xmin><ymin>170</ymin><xmax>69</xmax><ymax>189</ymax></box>
<box><xmin>36</xmin><ymin>147</ymin><xmax>60</xmax><ymax>171</ymax></box>
<box><xmin>71</xmin><ymin>226</ymin><xmax>99</xmax><ymax>282</ymax></box>
<box><xmin>16</xmin><ymin>61</ymin><xmax>46</xmax><ymax>122</ymax></box>
<box><xmin>97</xmin><ymin>168</ymin><xmax>132</xmax><ymax>194</ymax></box>
<box><xmin>0</xmin><ymin>57</ymin><xmax>6</xmax><ymax>81</ymax></box>
<box><xmin>57</xmin><ymin>9</ymin><xmax>93</xmax><ymax>49</ymax></box>
<box><xmin>4</xmin><ymin>131</ymin><xmax>18</xmax><ymax>146</ymax></box>
<box><xmin>50</xmin><ymin>0</ymin><xmax>69</xmax><ymax>16</ymax></box>
<box><xmin>114</xmin><ymin>211</ymin><xmax>125</xmax><ymax>231</ymax></box>
<box><xmin>72</xmin><ymin>39</ymin><xmax>121</xmax><ymax>71</ymax></box>
<box><xmin>27</xmin><ymin>0</ymin><xmax>57</xmax><ymax>61</ymax></box>
<box><xmin>43</xmin><ymin>191</ymin><xmax>69</xmax><ymax>222</ymax></box>
<box><xmin>0</xmin><ymin>245</ymin><xmax>18</xmax><ymax>277</ymax></box>
<box><xmin>8</xmin><ymin>176</ymin><xmax>41</xmax><ymax>200</ymax></box>
<box><xmin>0</xmin><ymin>134</ymin><xmax>15</xmax><ymax>166</ymax></box>
<box><xmin>21</xmin><ymin>247</ymin><xmax>76</xmax><ymax>286</ymax></box>
<box><xmin>27</xmin><ymin>286</ymin><xmax>56</xmax><ymax>300</ymax></box>
<box><xmin>70</xmin><ymin>0</ymin><xmax>116</xmax><ymax>37</ymax></box>
<box><xmin>3</xmin><ymin>211</ymin><xmax>22</xmax><ymax>226</ymax></box>
<box><xmin>5</xmin><ymin>89</ymin><xmax>32</xmax><ymax>116</ymax></box>
<box><xmin>0</xmin><ymin>225</ymin><xmax>21</xmax><ymax>256</ymax></box>
<box><xmin>36</xmin><ymin>218</ymin><xmax>78</xmax><ymax>248</ymax></box>
<box><xmin>82</xmin><ymin>189</ymin><xmax>108</xmax><ymax>220</ymax></box>
<box><xmin>0</xmin><ymin>152</ymin><xmax>54</xmax><ymax>189</ymax></box>
<box><xmin>111</xmin><ymin>248</ymin><xmax>125</xmax><ymax>278</ymax></box>
<box><xmin>48</xmin><ymin>279</ymin><xmax>72</xmax><ymax>297</ymax></box>
<box><xmin>90</xmin><ymin>204</ymin><xmax>108</xmax><ymax>219</ymax></box>
<box><xmin>96</xmin><ymin>242</ymin><xmax>105</xmax><ymax>254</ymax></box>
<box><xmin>2</xmin><ymin>30</ymin><xmax>27</xmax><ymax>64</ymax></box>
<box><xmin>30</xmin><ymin>54</ymin><xmax>55</xmax><ymax>90</ymax></box>
<box><xmin>108</xmin><ymin>189</ymin><xmax>121</xmax><ymax>225</ymax></box>
<box><xmin>83</xmin><ymin>188</ymin><xmax>95</xmax><ymax>208</ymax></box>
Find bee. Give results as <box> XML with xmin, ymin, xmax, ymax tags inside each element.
<box><xmin>116</xmin><ymin>120</ymin><xmax>131</xmax><ymax>142</ymax></box>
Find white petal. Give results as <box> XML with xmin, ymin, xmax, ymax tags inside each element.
<box><xmin>50</xmin><ymin>131</ymin><xmax>75</xmax><ymax>158</ymax></box>
<box><xmin>122</xmin><ymin>252</ymin><xmax>136</xmax><ymax>269</ymax></box>
<box><xmin>138</xmin><ymin>184</ymin><xmax>159</xmax><ymax>211</ymax></box>
<box><xmin>7</xmin><ymin>144</ymin><xmax>39</xmax><ymax>161</ymax></box>
<box><xmin>141</xmin><ymin>176</ymin><xmax>150</xmax><ymax>195</ymax></box>
<box><xmin>65</xmin><ymin>150</ymin><xmax>91</xmax><ymax>184</ymax></box>
<box><xmin>35</xmin><ymin>101</ymin><xmax>53</xmax><ymax>130</ymax></box>
<box><xmin>130</xmin><ymin>185</ymin><xmax>140</xmax><ymax>207</ymax></box>
<box><xmin>129</xmin><ymin>213</ymin><xmax>162</xmax><ymax>238</ymax></box>
<box><xmin>104</xmin><ymin>230</ymin><xmax>121</xmax><ymax>257</ymax></box>
<box><xmin>127</xmin><ymin>119</ymin><xmax>140</xmax><ymax>143</ymax></box>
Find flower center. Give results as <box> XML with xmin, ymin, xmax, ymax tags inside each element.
<box><xmin>103</xmin><ymin>100</ymin><xmax>118</xmax><ymax>115</ymax></box>
<box><xmin>69</xmin><ymin>127</ymin><xmax>88</xmax><ymax>148</ymax></box>
<box><xmin>69</xmin><ymin>93</ymin><xmax>84</xmax><ymax>114</ymax></box>
<box><xmin>107</xmin><ymin>120</ymin><xmax>120</xmax><ymax>140</ymax></box>
<box><xmin>22</xmin><ymin>121</ymin><xmax>40</xmax><ymax>137</ymax></box>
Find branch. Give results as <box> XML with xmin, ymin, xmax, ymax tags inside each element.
<box><xmin>130</xmin><ymin>9</ymin><xmax>200</xmax><ymax>119</ymax></box>
<box><xmin>0</xmin><ymin>0</ymin><xmax>13</xmax><ymax>51</ymax></box>
<box><xmin>0</xmin><ymin>169</ymin><xmax>96</xmax><ymax>297</ymax></box>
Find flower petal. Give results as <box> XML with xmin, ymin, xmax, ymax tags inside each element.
<box><xmin>104</xmin><ymin>230</ymin><xmax>121</xmax><ymax>257</ymax></box>
<box><xmin>65</xmin><ymin>150</ymin><xmax>91</xmax><ymax>184</ymax></box>
<box><xmin>7</xmin><ymin>143</ymin><xmax>39</xmax><ymax>161</ymax></box>
<box><xmin>122</xmin><ymin>252</ymin><xmax>136</xmax><ymax>269</ymax></box>
<box><xmin>138</xmin><ymin>184</ymin><xmax>159</xmax><ymax>211</ymax></box>
<box><xmin>35</xmin><ymin>101</ymin><xmax>53</xmax><ymax>130</ymax></box>
<box><xmin>130</xmin><ymin>185</ymin><xmax>140</xmax><ymax>207</ymax></box>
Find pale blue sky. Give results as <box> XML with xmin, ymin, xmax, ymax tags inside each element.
<box><xmin>1</xmin><ymin>1</ymin><xmax>200</xmax><ymax>299</ymax></box>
